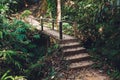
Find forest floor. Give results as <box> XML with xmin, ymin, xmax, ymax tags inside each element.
<box><xmin>51</xmin><ymin>52</ymin><xmax>110</xmax><ymax>80</ymax></box>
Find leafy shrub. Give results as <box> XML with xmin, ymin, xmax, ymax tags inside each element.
<box><xmin>0</xmin><ymin>0</ymin><xmax>18</xmax><ymax>14</ymax></box>
<box><xmin>20</xmin><ymin>10</ymin><xmax>32</xmax><ymax>19</ymax></box>
<box><xmin>62</xmin><ymin>22</ymin><xmax>74</xmax><ymax>35</ymax></box>
<box><xmin>0</xmin><ymin>13</ymin><xmax>59</xmax><ymax>79</ymax></box>
<box><xmin>0</xmin><ymin>70</ymin><xmax>26</xmax><ymax>80</ymax></box>
<box><xmin>63</xmin><ymin>0</ymin><xmax>120</xmax><ymax>76</ymax></box>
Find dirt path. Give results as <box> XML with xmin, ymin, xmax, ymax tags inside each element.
<box><xmin>51</xmin><ymin>55</ymin><xmax>110</xmax><ymax>80</ymax></box>
<box><xmin>55</xmin><ymin>68</ymin><xmax>110</xmax><ymax>80</ymax></box>
<box><xmin>51</xmin><ymin>53</ymin><xmax>110</xmax><ymax>80</ymax></box>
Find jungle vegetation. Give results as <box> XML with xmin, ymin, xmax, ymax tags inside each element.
<box><xmin>0</xmin><ymin>0</ymin><xmax>120</xmax><ymax>80</ymax></box>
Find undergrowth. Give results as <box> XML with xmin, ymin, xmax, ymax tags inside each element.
<box><xmin>0</xmin><ymin>14</ymin><xmax>59</xmax><ymax>80</ymax></box>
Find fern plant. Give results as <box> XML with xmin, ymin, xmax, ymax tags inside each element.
<box><xmin>0</xmin><ymin>50</ymin><xmax>23</xmax><ymax>69</ymax></box>
<box><xmin>1</xmin><ymin>70</ymin><xmax>14</xmax><ymax>80</ymax></box>
<box><xmin>1</xmin><ymin>70</ymin><xmax>26</xmax><ymax>80</ymax></box>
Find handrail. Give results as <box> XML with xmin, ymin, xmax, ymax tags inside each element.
<box><xmin>27</xmin><ymin>17</ymin><xmax>74</xmax><ymax>39</ymax></box>
<box><xmin>39</xmin><ymin>17</ymin><xmax>74</xmax><ymax>39</ymax></box>
<box><xmin>31</xmin><ymin>17</ymin><xmax>74</xmax><ymax>23</ymax></box>
<box><xmin>40</xmin><ymin>17</ymin><xmax>74</xmax><ymax>23</ymax></box>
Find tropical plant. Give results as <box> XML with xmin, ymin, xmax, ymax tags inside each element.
<box><xmin>20</xmin><ymin>10</ymin><xmax>32</xmax><ymax>19</ymax></box>
<box><xmin>62</xmin><ymin>1</ymin><xmax>120</xmax><ymax>78</ymax></box>
<box><xmin>0</xmin><ymin>0</ymin><xmax>17</xmax><ymax>14</ymax></box>
<box><xmin>47</xmin><ymin>0</ymin><xmax>57</xmax><ymax>18</ymax></box>
<box><xmin>0</xmin><ymin>13</ymin><xmax>59</xmax><ymax>79</ymax></box>
<box><xmin>1</xmin><ymin>70</ymin><xmax>26</xmax><ymax>80</ymax></box>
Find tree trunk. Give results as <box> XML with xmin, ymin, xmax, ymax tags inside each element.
<box><xmin>57</xmin><ymin>0</ymin><xmax>61</xmax><ymax>29</ymax></box>
<box><xmin>73</xmin><ymin>21</ymin><xmax>78</xmax><ymax>37</ymax></box>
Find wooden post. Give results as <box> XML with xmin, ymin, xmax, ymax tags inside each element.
<box><xmin>41</xmin><ymin>18</ymin><xmax>43</xmax><ymax>31</ymax></box>
<box><xmin>52</xmin><ymin>19</ymin><xmax>54</xmax><ymax>30</ymax></box>
<box><xmin>59</xmin><ymin>21</ymin><xmax>62</xmax><ymax>39</ymax></box>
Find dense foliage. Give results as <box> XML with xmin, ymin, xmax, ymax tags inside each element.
<box><xmin>0</xmin><ymin>15</ymin><xmax>56</xmax><ymax>79</ymax></box>
<box><xmin>0</xmin><ymin>0</ymin><xmax>40</xmax><ymax>14</ymax></box>
<box><xmin>0</xmin><ymin>0</ymin><xmax>57</xmax><ymax>80</ymax></box>
<box><xmin>47</xmin><ymin>0</ymin><xmax>57</xmax><ymax>18</ymax></box>
<box><xmin>0</xmin><ymin>0</ymin><xmax>120</xmax><ymax>79</ymax></box>
<box><xmin>62</xmin><ymin>0</ymin><xmax>120</xmax><ymax>79</ymax></box>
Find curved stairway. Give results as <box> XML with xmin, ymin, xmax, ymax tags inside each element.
<box><xmin>25</xmin><ymin>15</ymin><xmax>94</xmax><ymax>70</ymax></box>
<box><xmin>25</xmin><ymin>15</ymin><xmax>110</xmax><ymax>80</ymax></box>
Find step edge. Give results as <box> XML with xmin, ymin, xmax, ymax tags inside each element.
<box><xmin>65</xmin><ymin>54</ymin><xmax>90</xmax><ymax>60</ymax></box>
<box><xmin>69</xmin><ymin>61</ymin><xmax>94</xmax><ymax>69</ymax></box>
<box><xmin>63</xmin><ymin>47</ymin><xmax>86</xmax><ymax>52</ymax></box>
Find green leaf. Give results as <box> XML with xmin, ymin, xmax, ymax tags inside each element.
<box><xmin>0</xmin><ymin>31</ymin><xmax>3</xmax><ymax>39</ymax></box>
<box><xmin>4</xmin><ymin>76</ymin><xmax>14</xmax><ymax>80</ymax></box>
<box><xmin>33</xmin><ymin>34</ymin><xmax>40</xmax><ymax>39</ymax></box>
<box><xmin>1</xmin><ymin>70</ymin><xmax>10</xmax><ymax>80</ymax></box>
<box><xmin>21</xmin><ymin>40</ymin><xmax>31</xmax><ymax>45</ymax></box>
<box><xmin>16</xmin><ymin>34</ymin><xmax>26</xmax><ymax>41</ymax></box>
<box><xmin>28</xmin><ymin>44</ymin><xmax>36</xmax><ymax>48</ymax></box>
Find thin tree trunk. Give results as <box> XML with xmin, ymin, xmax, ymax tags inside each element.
<box><xmin>57</xmin><ymin>0</ymin><xmax>61</xmax><ymax>29</ymax></box>
<box><xmin>73</xmin><ymin>21</ymin><xmax>78</xmax><ymax>37</ymax></box>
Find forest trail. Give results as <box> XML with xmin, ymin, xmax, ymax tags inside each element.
<box><xmin>25</xmin><ymin>15</ymin><xmax>75</xmax><ymax>40</ymax></box>
<box><xmin>20</xmin><ymin>4</ymin><xmax>109</xmax><ymax>80</ymax></box>
<box><xmin>24</xmin><ymin>15</ymin><xmax>110</xmax><ymax>80</ymax></box>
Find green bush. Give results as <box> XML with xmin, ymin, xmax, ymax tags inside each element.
<box><xmin>0</xmin><ymin>15</ymin><xmax>57</xmax><ymax>79</ymax></box>
<box><xmin>0</xmin><ymin>70</ymin><xmax>26</xmax><ymax>80</ymax></box>
<box><xmin>63</xmin><ymin>0</ymin><xmax>120</xmax><ymax>73</ymax></box>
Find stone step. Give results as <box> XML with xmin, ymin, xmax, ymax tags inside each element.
<box><xmin>65</xmin><ymin>53</ymin><xmax>91</xmax><ymax>63</ymax></box>
<box><xmin>60</xmin><ymin>39</ymin><xmax>79</xmax><ymax>44</ymax></box>
<box><xmin>60</xmin><ymin>42</ymin><xmax>81</xmax><ymax>49</ymax></box>
<box><xmin>63</xmin><ymin>47</ymin><xmax>86</xmax><ymax>56</ymax></box>
<box><xmin>69</xmin><ymin>61</ymin><xmax>94</xmax><ymax>69</ymax></box>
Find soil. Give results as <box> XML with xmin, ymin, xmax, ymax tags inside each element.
<box><xmin>50</xmin><ymin>52</ymin><xmax>110</xmax><ymax>80</ymax></box>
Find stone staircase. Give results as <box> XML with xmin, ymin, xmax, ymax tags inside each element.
<box><xmin>60</xmin><ymin>38</ymin><xmax>94</xmax><ymax>70</ymax></box>
<box><xmin>26</xmin><ymin>15</ymin><xmax>110</xmax><ymax>80</ymax></box>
